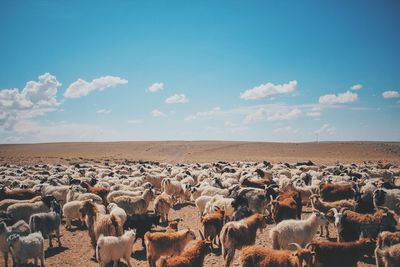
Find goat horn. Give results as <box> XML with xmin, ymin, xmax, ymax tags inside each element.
<box><xmin>198</xmin><ymin>230</ymin><xmax>205</xmax><ymax>240</ymax></box>
<box><xmin>377</xmin><ymin>206</ymin><xmax>389</xmax><ymax>212</ymax></box>
<box><xmin>305</xmin><ymin>243</ymin><xmax>314</xmax><ymax>250</ymax></box>
<box><xmin>288</xmin><ymin>243</ymin><xmax>302</xmax><ymax>250</ymax></box>
<box><xmin>330</xmin><ymin>208</ymin><xmax>338</xmax><ymax>214</ymax></box>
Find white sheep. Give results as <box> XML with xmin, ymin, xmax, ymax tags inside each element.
<box><xmin>107</xmin><ymin>190</ymin><xmax>142</xmax><ymax>204</ymax></box>
<box><xmin>96</xmin><ymin>230</ymin><xmax>136</xmax><ymax>267</ymax></box>
<box><xmin>205</xmin><ymin>195</ymin><xmax>235</xmax><ymax>219</ymax></box>
<box><xmin>6</xmin><ymin>196</ymin><xmax>54</xmax><ymax>223</ymax></box>
<box><xmin>62</xmin><ymin>200</ymin><xmax>85</xmax><ymax>230</ymax></box>
<box><xmin>270</xmin><ymin>211</ymin><xmax>328</xmax><ymax>249</ymax></box>
<box><xmin>154</xmin><ymin>192</ymin><xmax>173</xmax><ymax>223</ymax></box>
<box><xmin>7</xmin><ymin>232</ymin><xmax>45</xmax><ymax>267</ymax></box>
<box><xmin>107</xmin><ymin>203</ymin><xmax>127</xmax><ymax>226</ymax></box>
<box><xmin>195</xmin><ymin>195</ymin><xmax>214</xmax><ymax>216</ymax></box>
<box><xmin>66</xmin><ymin>188</ymin><xmax>103</xmax><ymax>204</ymax></box>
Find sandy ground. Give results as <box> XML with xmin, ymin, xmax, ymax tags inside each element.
<box><xmin>2</xmin><ymin>141</ymin><xmax>399</xmax><ymax>266</ymax></box>
<box><xmin>1</xmin><ymin>141</ymin><xmax>399</xmax><ymax>165</ymax></box>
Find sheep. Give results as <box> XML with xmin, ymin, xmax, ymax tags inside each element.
<box><xmin>66</xmin><ymin>187</ymin><xmax>103</xmax><ymax>204</ymax></box>
<box><xmin>113</xmin><ymin>188</ymin><xmax>155</xmax><ymax>215</ymax></box>
<box><xmin>154</xmin><ymin>193</ymin><xmax>173</xmax><ymax>224</ymax></box>
<box><xmin>308</xmin><ymin>238</ymin><xmax>376</xmax><ymax>267</ymax></box>
<box><xmin>95</xmin><ymin>230</ymin><xmax>136</xmax><ymax>267</ymax></box>
<box><xmin>162</xmin><ymin>178</ymin><xmax>187</xmax><ymax>204</ymax></box>
<box><xmin>239</xmin><ymin>243</ymin><xmax>315</xmax><ymax>267</ymax></box>
<box><xmin>107</xmin><ymin>203</ymin><xmax>127</xmax><ymax>226</ymax></box>
<box><xmin>6</xmin><ymin>195</ymin><xmax>55</xmax><ymax>223</ymax></box>
<box><xmin>310</xmin><ymin>194</ymin><xmax>356</xmax><ymax>238</ymax></box>
<box><xmin>204</xmin><ymin>195</ymin><xmax>235</xmax><ymax>220</ymax></box>
<box><xmin>339</xmin><ymin>207</ymin><xmax>397</xmax><ymax>242</ymax></box>
<box><xmin>0</xmin><ymin>221</ymin><xmax>30</xmax><ymax>267</ymax></box>
<box><xmin>0</xmin><ymin>186</ymin><xmax>39</xmax><ymax>201</ymax></box>
<box><xmin>40</xmin><ymin>184</ymin><xmax>71</xmax><ymax>206</ymax></box>
<box><xmin>29</xmin><ymin>200</ymin><xmax>62</xmax><ymax>248</ymax></box>
<box><xmin>107</xmin><ymin>190</ymin><xmax>142</xmax><ymax>203</ymax></box>
<box><xmin>220</xmin><ymin>213</ymin><xmax>267</xmax><ymax>267</ymax></box>
<box><xmin>7</xmin><ymin>232</ymin><xmax>45</xmax><ymax>267</ymax></box>
<box><xmin>123</xmin><ymin>213</ymin><xmax>161</xmax><ymax>248</ymax></box>
<box><xmin>270</xmin><ymin>211</ymin><xmax>328</xmax><ymax>250</ymax></box>
<box><xmin>79</xmin><ymin>200</ymin><xmax>123</xmax><ymax>259</ymax></box>
<box><xmin>201</xmin><ymin>186</ymin><xmax>229</xmax><ymax>198</ymax></box>
<box><xmin>145</xmin><ymin>229</ymin><xmax>196</xmax><ymax>267</ymax></box>
<box><xmin>0</xmin><ymin>196</ymin><xmax>42</xmax><ymax>212</ymax></box>
<box><xmin>319</xmin><ymin>183</ymin><xmax>355</xmax><ymax>202</ymax></box>
<box><xmin>201</xmin><ymin>207</ymin><xmax>224</xmax><ymax>249</ymax></box>
<box><xmin>157</xmin><ymin>239</ymin><xmax>211</xmax><ymax>267</ymax></box>
<box><xmin>375</xmin><ymin>243</ymin><xmax>400</xmax><ymax>267</ymax></box>
<box><xmin>373</xmin><ymin>188</ymin><xmax>400</xmax><ymax>215</ymax></box>
<box><xmin>195</xmin><ymin>195</ymin><xmax>213</xmax><ymax>216</ymax></box>
<box><xmin>62</xmin><ymin>200</ymin><xmax>85</xmax><ymax>230</ymax></box>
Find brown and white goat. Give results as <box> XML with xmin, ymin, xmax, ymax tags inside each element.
<box><xmin>220</xmin><ymin>213</ymin><xmax>267</xmax><ymax>267</ymax></box>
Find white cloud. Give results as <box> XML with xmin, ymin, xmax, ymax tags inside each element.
<box><xmin>244</xmin><ymin>108</ymin><xmax>267</xmax><ymax>123</ymax></box>
<box><xmin>267</xmin><ymin>108</ymin><xmax>302</xmax><ymax>121</ymax></box>
<box><xmin>0</xmin><ymin>73</ymin><xmax>61</xmax><ymax>130</ymax></box>
<box><xmin>64</xmin><ymin>75</ymin><xmax>128</xmax><ymax>98</ymax></box>
<box><xmin>146</xmin><ymin>82</ymin><xmax>164</xmax><ymax>93</ymax></box>
<box><xmin>382</xmin><ymin>90</ymin><xmax>400</xmax><ymax>99</ymax></box>
<box><xmin>127</xmin><ymin>119</ymin><xmax>142</xmax><ymax>124</ymax></box>
<box><xmin>165</xmin><ymin>94</ymin><xmax>189</xmax><ymax>104</ymax></box>
<box><xmin>319</xmin><ymin>91</ymin><xmax>358</xmax><ymax>105</ymax></box>
<box><xmin>240</xmin><ymin>80</ymin><xmax>297</xmax><ymax>100</ymax></box>
<box><xmin>314</xmin><ymin>123</ymin><xmax>335</xmax><ymax>135</ymax></box>
<box><xmin>306</xmin><ymin>111</ymin><xmax>321</xmax><ymax>117</ymax></box>
<box><xmin>96</xmin><ymin>109</ymin><xmax>112</xmax><ymax>114</ymax></box>
<box><xmin>351</xmin><ymin>84</ymin><xmax>363</xmax><ymax>90</ymax></box>
<box><xmin>151</xmin><ymin>109</ymin><xmax>166</xmax><ymax>117</ymax></box>
<box><xmin>184</xmin><ymin>107</ymin><xmax>221</xmax><ymax>122</ymax></box>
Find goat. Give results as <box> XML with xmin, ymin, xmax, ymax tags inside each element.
<box><xmin>154</xmin><ymin>192</ymin><xmax>173</xmax><ymax>223</ymax></box>
<box><xmin>239</xmin><ymin>243</ymin><xmax>315</xmax><ymax>267</ymax></box>
<box><xmin>0</xmin><ymin>186</ymin><xmax>39</xmax><ymax>201</ymax></box>
<box><xmin>339</xmin><ymin>207</ymin><xmax>397</xmax><ymax>242</ymax></box>
<box><xmin>145</xmin><ymin>229</ymin><xmax>196</xmax><ymax>267</ymax></box>
<box><xmin>113</xmin><ymin>188</ymin><xmax>154</xmax><ymax>215</ymax></box>
<box><xmin>319</xmin><ymin>184</ymin><xmax>355</xmax><ymax>202</ymax></box>
<box><xmin>29</xmin><ymin>200</ymin><xmax>62</xmax><ymax>248</ymax></box>
<box><xmin>201</xmin><ymin>207</ymin><xmax>224</xmax><ymax>249</ymax></box>
<box><xmin>123</xmin><ymin>212</ymin><xmax>161</xmax><ymax>248</ymax></box>
<box><xmin>220</xmin><ymin>213</ymin><xmax>267</xmax><ymax>267</ymax></box>
<box><xmin>270</xmin><ymin>211</ymin><xmax>328</xmax><ymax>249</ymax></box>
<box><xmin>375</xmin><ymin>243</ymin><xmax>400</xmax><ymax>267</ymax></box>
<box><xmin>308</xmin><ymin>238</ymin><xmax>375</xmax><ymax>267</ymax></box>
<box><xmin>96</xmin><ymin>230</ymin><xmax>136</xmax><ymax>267</ymax></box>
<box><xmin>7</xmin><ymin>232</ymin><xmax>45</xmax><ymax>267</ymax></box>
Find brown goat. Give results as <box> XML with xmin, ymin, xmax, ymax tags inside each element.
<box><xmin>200</xmin><ymin>207</ymin><xmax>225</xmax><ymax>249</ymax></box>
<box><xmin>145</xmin><ymin>229</ymin><xmax>196</xmax><ymax>267</ymax></box>
<box><xmin>279</xmin><ymin>191</ymin><xmax>302</xmax><ymax>219</ymax></box>
<box><xmin>79</xmin><ymin>200</ymin><xmax>122</xmax><ymax>259</ymax></box>
<box><xmin>157</xmin><ymin>239</ymin><xmax>211</xmax><ymax>267</ymax></box>
<box><xmin>240</xmin><ymin>177</ymin><xmax>268</xmax><ymax>189</ymax></box>
<box><xmin>269</xmin><ymin>196</ymin><xmax>297</xmax><ymax>223</ymax></box>
<box><xmin>339</xmin><ymin>208</ymin><xmax>397</xmax><ymax>242</ymax></box>
<box><xmin>80</xmin><ymin>181</ymin><xmax>110</xmax><ymax>206</ymax></box>
<box><xmin>308</xmin><ymin>238</ymin><xmax>375</xmax><ymax>267</ymax></box>
<box><xmin>0</xmin><ymin>187</ymin><xmax>39</xmax><ymax>201</ymax></box>
<box><xmin>220</xmin><ymin>213</ymin><xmax>267</xmax><ymax>267</ymax></box>
<box><xmin>375</xmin><ymin>231</ymin><xmax>400</xmax><ymax>266</ymax></box>
<box><xmin>319</xmin><ymin>184</ymin><xmax>355</xmax><ymax>202</ymax></box>
<box><xmin>239</xmin><ymin>243</ymin><xmax>315</xmax><ymax>267</ymax></box>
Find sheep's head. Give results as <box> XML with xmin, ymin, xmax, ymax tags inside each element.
<box><xmin>312</xmin><ymin>211</ymin><xmax>329</xmax><ymax>225</ymax></box>
<box><xmin>50</xmin><ymin>200</ymin><xmax>62</xmax><ymax>215</ymax></box>
<box><xmin>79</xmin><ymin>200</ymin><xmax>96</xmax><ymax>217</ymax></box>
<box><xmin>373</xmin><ymin>189</ymin><xmax>387</xmax><ymax>207</ymax></box>
<box><xmin>184</xmin><ymin>229</ymin><xmax>196</xmax><ymax>242</ymax></box>
<box><xmin>7</xmin><ymin>233</ymin><xmax>20</xmax><ymax>247</ymax></box>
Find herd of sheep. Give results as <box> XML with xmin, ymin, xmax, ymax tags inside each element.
<box><xmin>0</xmin><ymin>159</ymin><xmax>400</xmax><ymax>267</ymax></box>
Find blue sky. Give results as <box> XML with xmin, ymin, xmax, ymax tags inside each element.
<box><xmin>0</xmin><ymin>0</ymin><xmax>399</xmax><ymax>143</ymax></box>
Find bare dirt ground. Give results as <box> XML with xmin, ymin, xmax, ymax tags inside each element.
<box><xmin>2</xmin><ymin>141</ymin><xmax>399</xmax><ymax>266</ymax></box>
<box><xmin>1</xmin><ymin>141</ymin><xmax>399</xmax><ymax>165</ymax></box>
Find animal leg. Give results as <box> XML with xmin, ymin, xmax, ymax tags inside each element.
<box><xmin>125</xmin><ymin>255</ymin><xmax>132</xmax><ymax>267</ymax></box>
<box><xmin>48</xmin><ymin>235</ymin><xmax>53</xmax><ymax>248</ymax></box>
<box><xmin>325</xmin><ymin>224</ymin><xmax>330</xmax><ymax>238</ymax></box>
<box><xmin>224</xmin><ymin>248</ymin><xmax>235</xmax><ymax>267</ymax></box>
<box><xmin>57</xmin><ymin>229</ymin><xmax>62</xmax><ymax>247</ymax></box>
<box><xmin>112</xmin><ymin>260</ymin><xmax>118</xmax><ymax>267</ymax></box>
